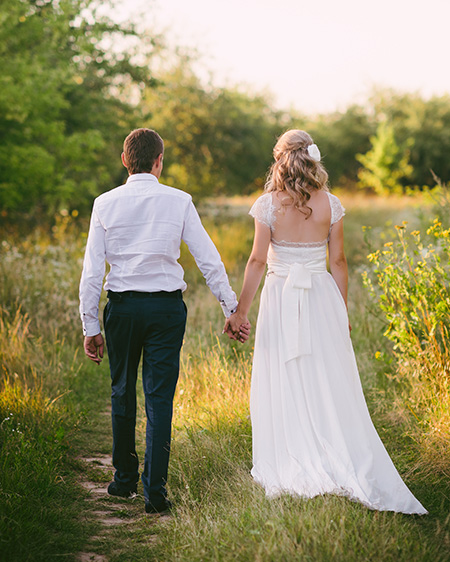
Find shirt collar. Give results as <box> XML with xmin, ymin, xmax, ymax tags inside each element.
<box><xmin>126</xmin><ymin>173</ymin><xmax>159</xmax><ymax>184</ymax></box>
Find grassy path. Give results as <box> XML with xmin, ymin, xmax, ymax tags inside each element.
<box><xmin>2</xmin><ymin>195</ymin><xmax>449</xmax><ymax>560</ymax></box>
<box><xmin>72</xmin><ymin>404</ymin><xmax>166</xmax><ymax>561</ymax></box>
<box><xmin>71</xmin><ymin>268</ymin><xmax>450</xmax><ymax>561</ymax></box>
<box><xmin>70</xmin><ymin>362</ymin><xmax>450</xmax><ymax>562</ymax></box>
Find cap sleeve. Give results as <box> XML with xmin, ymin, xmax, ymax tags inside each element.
<box><xmin>327</xmin><ymin>193</ymin><xmax>346</xmax><ymax>225</ymax></box>
<box><xmin>249</xmin><ymin>193</ymin><xmax>276</xmax><ymax>229</ymax></box>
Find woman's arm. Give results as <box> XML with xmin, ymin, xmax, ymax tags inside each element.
<box><xmin>224</xmin><ymin>219</ymin><xmax>271</xmax><ymax>335</ymax></box>
<box><xmin>328</xmin><ymin>218</ymin><xmax>348</xmax><ymax>307</ymax></box>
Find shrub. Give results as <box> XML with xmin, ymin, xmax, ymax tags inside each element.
<box><xmin>362</xmin><ymin>220</ymin><xmax>450</xmax><ymax>475</ymax></box>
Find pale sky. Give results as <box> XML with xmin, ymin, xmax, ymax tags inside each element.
<box><xmin>110</xmin><ymin>0</ymin><xmax>450</xmax><ymax>114</ymax></box>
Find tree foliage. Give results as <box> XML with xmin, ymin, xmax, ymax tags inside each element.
<box><xmin>143</xmin><ymin>62</ymin><xmax>285</xmax><ymax>199</ymax></box>
<box><xmin>369</xmin><ymin>90</ymin><xmax>450</xmax><ymax>187</ymax></box>
<box><xmin>1</xmin><ymin>3</ymin><xmax>450</xmax><ymax>221</ymax></box>
<box><xmin>0</xmin><ymin>0</ymin><xmax>153</xmax><ymax>218</ymax></box>
<box><xmin>356</xmin><ymin>121</ymin><xmax>413</xmax><ymax>195</ymax></box>
<box><xmin>295</xmin><ymin>105</ymin><xmax>375</xmax><ymax>187</ymax></box>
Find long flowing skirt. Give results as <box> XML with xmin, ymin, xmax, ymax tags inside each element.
<box><xmin>250</xmin><ymin>271</ymin><xmax>427</xmax><ymax>514</ymax></box>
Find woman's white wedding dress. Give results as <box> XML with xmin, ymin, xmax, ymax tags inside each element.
<box><xmin>248</xmin><ymin>192</ymin><xmax>427</xmax><ymax>514</ymax></box>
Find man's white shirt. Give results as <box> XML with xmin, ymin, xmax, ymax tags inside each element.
<box><xmin>79</xmin><ymin>173</ymin><xmax>238</xmax><ymax>336</ymax></box>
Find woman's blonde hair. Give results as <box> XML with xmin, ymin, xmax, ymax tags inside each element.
<box><xmin>265</xmin><ymin>129</ymin><xmax>329</xmax><ymax>218</ymax></box>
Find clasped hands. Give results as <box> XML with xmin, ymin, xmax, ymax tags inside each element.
<box><xmin>223</xmin><ymin>310</ymin><xmax>251</xmax><ymax>344</ymax></box>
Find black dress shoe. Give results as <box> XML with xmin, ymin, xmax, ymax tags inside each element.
<box><xmin>107</xmin><ymin>481</ymin><xmax>137</xmax><ymax>498</ymax></box>
<box><xmin>145</xmin><ymin>499</ymin><xmax>172</xmax><ymax>514</ymax></box>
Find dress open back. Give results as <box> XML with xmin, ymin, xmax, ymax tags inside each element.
<box><xmin>248</xmin><ymin>191</ymin><xmax>427</xmax><ymax>514</ymax></box>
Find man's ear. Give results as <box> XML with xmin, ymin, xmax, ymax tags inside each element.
<box><xmin>152</xmin><ymin>152</ymin><xmax>163</xmax><ymax>175</ymax></box>
<box><xmin>121</xmin><ymin>152</ymin><xmax>127</xmax><ymax>168</ymax></box>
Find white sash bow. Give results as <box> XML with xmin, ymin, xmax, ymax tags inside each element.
<box><xmin>268</xmin><ymin>259</ymin><xmax>326</xmax><ymax>362</ymax></box>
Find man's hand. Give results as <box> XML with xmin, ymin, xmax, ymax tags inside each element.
<box><xmin>84</xmin><ymin>333</ymin><xmax>105</xmax><ymax>364</ymax></box>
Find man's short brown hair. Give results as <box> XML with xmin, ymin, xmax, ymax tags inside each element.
<box><xmin>123</xmin><ymin>128</ymin><xmax>164</xmax><ymax>174</ymax></box>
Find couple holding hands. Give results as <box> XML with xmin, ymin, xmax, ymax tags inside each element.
<box><xmin>79</xmin><ymin>128</ymin><xmax>426</xmax><ymax>516</ymax></box>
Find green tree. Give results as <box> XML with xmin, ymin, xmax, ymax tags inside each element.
<box><xmin>297</xmin><ymin>105</ymin><xmax>375</xmax><ymax>188</ymax></box>
<box><xmin>143</xmin><ymin>62</ymin><xmax>285</xmax><ymax>199</ymax></box>
<box><xmin>0</xmin><ymin>0</ymin><xmax>154</xmax><ymax>219</ymax></box>
<box><xmin>356</xmin><ymin>121</ymin><xmax>413</xmax><ymax>195</ymax></box>
<box><xmin>369</xmin><ymin>90</ymin><xmax>450</xmax><ymax>187</ymax></box>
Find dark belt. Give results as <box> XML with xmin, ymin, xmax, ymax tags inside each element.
<box><xmin>107</xmin><ymin>289</ymin><xmax>182</xmax><ymax>300</ymax></box>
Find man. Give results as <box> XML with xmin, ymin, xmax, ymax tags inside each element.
<box><xmin>79</xmin><ymin>128</ymin><xmax>249</xmax><ymax>514</ymax></box>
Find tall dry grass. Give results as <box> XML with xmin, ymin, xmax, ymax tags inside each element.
<box><xmin>0</xmin><ymin>218</ymin><xmax>107</xmax><ymax>561</ymax></box>
<box><xmin>1</xmin><ymin>193</ymin><xmax>449</xmax><ymax>561</ymax></box>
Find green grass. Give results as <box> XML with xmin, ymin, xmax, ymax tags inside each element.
<box><xmin>0</xmin><ymin>223</ymin><xmax>110</xmax><ymax>561</ymax></box>
<box><xmin>98</xmin><ymin>401</ymin><xmax>450</xmax><ymax>562</ymax></box>
<box><xmin>0</xmin><ymin>347</ymin><xmax>100</xmax><ymax>561</ymax></box>
<box><xmin>1</xmin><ymin>194</ymin><xmax>449</xmax><ymax>561</ymax></box>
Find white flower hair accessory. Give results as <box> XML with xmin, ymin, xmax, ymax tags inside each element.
<box><xmin>307</xmin><ymin>143</ymin><xmax>321</xmax><ymax>162</ymax></box>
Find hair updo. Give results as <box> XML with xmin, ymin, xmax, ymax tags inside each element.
<box><xmin>265</xmin><ymin>129</ymin><xmax>329</xmax><ymax>218</ymax></box>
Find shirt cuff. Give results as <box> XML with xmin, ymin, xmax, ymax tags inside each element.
<box><xmin>220</xmin><ymin>298</ymin><xmax>239</xmax><ymax>318</ymax></box>
<box><xmin>82</xmin><ymin>318</ymin><xmax>101</xmax><ymax>337</ymax></box>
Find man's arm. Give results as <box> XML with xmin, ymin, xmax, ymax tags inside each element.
<box><xmin>181</xmin><ymin>200</ymin><xmax>238</xmax><ymax>317</ymax></box>
<box><xmin>79</xmin><ymin>204</ymin><xmax>107</xmax><ymax>362</ymax></box>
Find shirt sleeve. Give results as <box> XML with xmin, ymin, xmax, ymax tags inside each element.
<box><xmin>79</xmin><ymin>203</ymin><xmax>106</xmax><ymax>336</ymax></box>
<box><xmin>182</xmin><ymin>200</ymin><xmax>238</xmax><ymax>317</ymax></box>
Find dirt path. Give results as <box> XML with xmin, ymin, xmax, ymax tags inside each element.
<box><xmin>76</xmin><ymin>453</ymin><xmax>131</xmax><ymax>562</ymax></box>
<box><xmin>74</xmin><ymin>412</ymin><xmax>168</xmax><ymax>561</ymax></box>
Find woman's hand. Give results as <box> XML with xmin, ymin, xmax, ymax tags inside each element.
<box><xmin>223</xmin><ymin>312</ymin><xmax>251</xmax><ymax>343</ymax></box>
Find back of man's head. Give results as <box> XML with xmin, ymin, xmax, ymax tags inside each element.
<box><xmin>123</xmin><ymin>128</ymin><xmax>164</xmax><ymax>175</ymax></box>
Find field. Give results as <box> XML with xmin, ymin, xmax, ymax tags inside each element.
<box><xmin>0</xmin><ymin>192</ymin><xmax>449</xmax><ymax>561</ymax></box>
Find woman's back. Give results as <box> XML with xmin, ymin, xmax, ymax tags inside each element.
<box><xmin>271</xmin><ymin>190</ymin><xmax>332</xmax><ymax>244</ymax></box>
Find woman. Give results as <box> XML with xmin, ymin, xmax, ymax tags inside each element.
<box><xmin>225</xmin><ymin>130</ymin><xmax>427</xmax><ymax>514</ymax></box>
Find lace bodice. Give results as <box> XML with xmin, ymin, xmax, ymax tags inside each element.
<box><xmin>248</xmin><ymin>191</ymin><xmax>345</xmax><ymax>240</ymax></box>
<box><xmin>249</xmin><ymin>190</ymin><xmax>345</xmax><ymax>268</ymax></box>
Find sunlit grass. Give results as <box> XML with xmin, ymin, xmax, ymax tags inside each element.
<box><xmin>0</xmin><ymin>224</ymin><xmax>108</xmax><ymax>561</ymax></box>
<box><xmin>1</xmin><ymin>193</ymin><xmax>449</xmax><ymax>561</ymax></box>
<box><xmin>175</xmin><ymin>336</ymin><xmax>252</xmax><ymax>429</ymax></box>
<box><xmin>0</xmin><ymin>307</ymin><xmax>95</xmax><ymax>561</ymax></box>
